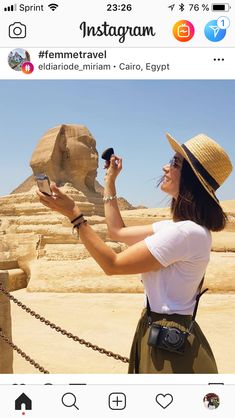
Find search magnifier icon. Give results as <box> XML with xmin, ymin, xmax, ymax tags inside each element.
<box><xmin>61</xmin><ymin>392</ymin><xmax>79</xmax><ymax>410</ymax></box>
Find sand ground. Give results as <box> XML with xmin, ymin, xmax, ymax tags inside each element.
<box><xmin>8</xmin><ymin>290</ymin><xmax>235</xmax><ymax>374</ymax></box>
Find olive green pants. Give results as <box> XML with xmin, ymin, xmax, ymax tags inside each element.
<box><xmin>128</xmin><ymin>309</ymin><xmax>218</xmax><ymax>374</ymax></box>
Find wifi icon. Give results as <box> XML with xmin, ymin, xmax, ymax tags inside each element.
<box><xmin>48</xmin><ymin>3</ymin><xmax>58</xmax><ymax>11</ymax></box>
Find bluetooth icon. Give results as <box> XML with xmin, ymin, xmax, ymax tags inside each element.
<box><xmin>179</xmin><ymin>3</ymin><xmax>185</xmax><ymax>11</ymax></box>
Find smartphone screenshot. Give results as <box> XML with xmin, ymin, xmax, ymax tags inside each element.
<box><xmin>0</xmin><ymin>0</ymin><xmax>234</xmax><ymax>416</ymax></box>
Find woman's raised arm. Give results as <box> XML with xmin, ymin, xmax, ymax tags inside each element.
<box><xmin>37</xmin><ymin>184</ymin><xmax>163</xmax><ymax>275</ymax></box>
<box><xmin>104</xmin><ymin>155</ymin><xmax>153</xmax><ymax>245</ymax></box>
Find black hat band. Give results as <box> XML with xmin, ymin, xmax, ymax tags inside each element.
<box><xmin>181</xmin><ymin>144</ymin><xmax>220</xmax><ymax>191</ymax></box>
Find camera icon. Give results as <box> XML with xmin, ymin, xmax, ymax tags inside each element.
<box><xmin>9</xmin><ymin>22</ymin><xmax>26</xmax><ymax>38</ymax></box>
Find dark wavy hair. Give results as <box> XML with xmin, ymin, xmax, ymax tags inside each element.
<box><xmin>171</xmin><ymin>159</ymin><xmax>227</xmax><ymax>231</ymax></box>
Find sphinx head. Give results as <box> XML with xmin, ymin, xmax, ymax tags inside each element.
<box><xmin>30</xmin><ymin>124</ymin><xmax>99</xmax><ymax>192</ymax></box>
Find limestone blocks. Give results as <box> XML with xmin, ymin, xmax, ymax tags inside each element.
<box><xmin>0</xmin><ymin>124</ymin><xmax>122</xmax><ymax>291</ymax></box>
<box><xmin>0</xmin><ymin>124</ymin><xmax>234</xmax><ymax>293</ymax></box>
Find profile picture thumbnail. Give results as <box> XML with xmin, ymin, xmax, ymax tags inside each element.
<box><xmin>8</xmin><ymin>48</ymin><xmax>31</xmax><ymax>71</ymax></box>
<box><xmin>203</xmin><ymin>393</ymin><xmax>220</xmax><ymax>410</ymax></box>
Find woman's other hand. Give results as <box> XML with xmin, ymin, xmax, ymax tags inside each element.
<box><xmin>36</xmin><ymin>183</ymin><xmax>81</xmax><ymax>220</ymax></box>
<box><xmin>104</xmin><ymin>155</ymin><xmax>122</xmax><ymax>183</ymax></box>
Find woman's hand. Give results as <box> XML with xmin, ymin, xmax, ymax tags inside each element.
<box><xmin>36</xmin><ymin>183</ymin><xmax>81</xmax><ymax>220</ymax></box>
<box><xmin>104</xmin><ymin>155</ymin><xmax>122</xmax><ymax>183</ymax></box>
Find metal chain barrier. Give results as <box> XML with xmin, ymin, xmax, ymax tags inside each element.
<box><xmin>0</xmin><ymin>328</ymin><xmax>50</xmax><ymax>374</ymax></box>
<box><xmin>0</xmin><ymin>284</ymin><xmax>130</xmax><ymax>367</ymax></box>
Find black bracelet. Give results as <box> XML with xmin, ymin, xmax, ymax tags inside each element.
<box><xmin>73</xmin><ymin>219</ymin><xmax>87</xmax><ymax>232</ymax></box>
<box><xmin>71</xmin><ymin>213</ymin><xmax>84</xmax><ymax>224</ymax></box>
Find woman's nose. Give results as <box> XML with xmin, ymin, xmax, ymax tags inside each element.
<box><xmin>163</xmin><ymin>164</ymin><xmax>170</xmax><ymax>173</ymax></box>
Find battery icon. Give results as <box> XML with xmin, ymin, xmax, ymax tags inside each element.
<box><xmin>211</xmin><ymin>3</ymin><xmax>231</xmax><ymax>11</ymax></box>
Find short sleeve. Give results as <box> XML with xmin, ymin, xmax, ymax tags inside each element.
<box><xmin>152</xmin><ymin>220</ymin><xmax>172</xmax><ymax>234</ymax></box>
<box><xmin>145</xmin><ymin>224</ymin><xmax>188</xmax><ymax>267</ymax></box>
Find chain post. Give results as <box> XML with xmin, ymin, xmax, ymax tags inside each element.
<box><xmin>0</xmin><ymin>276</ymin><xmax>13</xmax><ymax>373</ymax></box>
<box><xmin>0</xmin><ymin>284</ymin><xmax>130</xmax><ymax>369</ymax></box>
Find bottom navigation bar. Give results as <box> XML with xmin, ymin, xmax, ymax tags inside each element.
<box><xmin>0</xmin><ymin>383</ymin><xmax>233</xmax><ymax>417</ymax></box>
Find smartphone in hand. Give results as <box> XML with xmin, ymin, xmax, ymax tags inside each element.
<box><xmin>35</xmin><ymin>174</ymin><xmax>52</xmax><ymax>196</ymax></box>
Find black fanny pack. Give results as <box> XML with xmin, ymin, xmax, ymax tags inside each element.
<box><xmin>147</xmin><ymin>277</ymin><xmax>208</xmax><ymax>355</ymax></box>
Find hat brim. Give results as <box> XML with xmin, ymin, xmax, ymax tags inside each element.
<box><xmin>166</xmin><ymin>133</ymin><xmax>221</xmax><ymax>206</ymax></box>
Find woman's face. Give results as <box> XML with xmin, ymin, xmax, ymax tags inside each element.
<box><xmin>160</xmin><ymin>152</ymin><xmax>183</xmax><ymax>198</ymax></box>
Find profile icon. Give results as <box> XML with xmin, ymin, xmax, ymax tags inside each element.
<box><xmin>8</xmin><ymin>48</ymin><xmax>33</xmax><ymax>73</ymax></box>
<box><xmin>203</xmin><ymin>393</ymin><xmax>220</xmax><ymax>410</ymax></box>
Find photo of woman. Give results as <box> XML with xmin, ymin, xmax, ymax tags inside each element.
<box><xmin>37</xmin><ymin>132</ymin><xmax>233</xmax><ymax>373</ymax></box>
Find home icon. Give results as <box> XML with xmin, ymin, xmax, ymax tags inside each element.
<box><xmin>15</xmin><ymin>393</ymin><xmax>32</xmax><ymax>411</ymax></box>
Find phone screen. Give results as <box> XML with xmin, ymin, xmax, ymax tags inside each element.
<box><xmin>0</xmin><ymin>1</ymin><xmax>234</xmax><ymax>416</ymax></box>
<box><xmin>35</xmin><ymin>175</ymin><xmax>52</xmax><ymax>196</ymax></box>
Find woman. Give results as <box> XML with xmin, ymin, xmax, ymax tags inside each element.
<box><xmin>37</xmin><ymin>132</ymin><xmax>233</xmax><ymax>374</ymax></box>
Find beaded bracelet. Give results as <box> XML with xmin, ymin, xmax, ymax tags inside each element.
<box><xmin>103</xmin><ymin>195</ymin><xmax>117</xmax><ymax>202</ymax></box>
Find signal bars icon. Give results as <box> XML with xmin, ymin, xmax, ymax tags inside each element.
<box><xmin>4</xmin><ymin>4</ymin><xmax>16</xmax><ymax>11</ymax></box>
<box><xmin>48</xmin><ymin>3</ymin><xmax>59</xmax><ymax>11</ymax></box>
<box><xmin>4</xmin><ymin>3</ymin><xmax>59</xmax><ymax>12</ymax></box>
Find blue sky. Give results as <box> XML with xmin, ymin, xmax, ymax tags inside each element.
<box><xmin>0</xmin><ymin>80</ymin><xmax>234</xmax><ymax>207</ymax></box>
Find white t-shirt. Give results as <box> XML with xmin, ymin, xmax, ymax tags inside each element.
<box><xmin>142</xmin><ymin>220</ymin><xmax>212</xmax><ymax>315</ymax></box>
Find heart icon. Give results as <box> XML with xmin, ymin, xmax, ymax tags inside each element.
<box><xmin>155</xmin><ymin>393</ymin><xmax>173</xmax><ymax>409</ymax></box>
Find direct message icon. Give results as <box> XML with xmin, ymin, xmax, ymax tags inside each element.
<box><xmin>155</xmin><ymin>393</ymin><xmax>173</xmax><ymax>409</ymax></box>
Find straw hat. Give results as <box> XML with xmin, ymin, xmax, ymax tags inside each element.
<box><xmin>166</xmin><ymin>133</ymin><xmax>233</xmax><ymax>204</ymax></box>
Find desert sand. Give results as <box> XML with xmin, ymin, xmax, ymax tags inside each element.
<box><xmin>11</xmin><ymin>291</ymin><xmax>235</xmax><ymax>374</ymax></box>
<box><xmin>1</xmin><ymin>200</ymin><xmax>234</xmax><ymax>374</ymax></box>
<box><xmin>1</xmin><ymin>201</ymin><xmax>235</xmax><ymax>374</ymax></box>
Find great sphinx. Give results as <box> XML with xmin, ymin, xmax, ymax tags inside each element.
<box><xmin>30</xmin><ymin>124</ymin><xmax>99</xmax><ymax>194</ymax></box>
